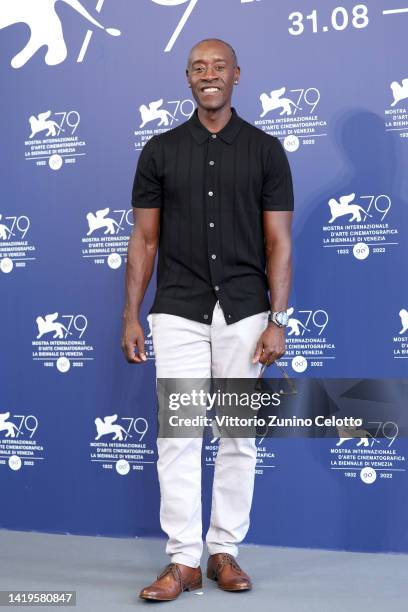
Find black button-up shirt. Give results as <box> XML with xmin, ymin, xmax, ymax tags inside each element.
<box><xmin>131</xmin><ymin>107</ymin><xmax>294</xmax><ymax>325</ymax></box>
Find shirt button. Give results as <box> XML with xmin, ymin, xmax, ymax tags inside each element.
<box><xmin>209</xmin><ymin>222</ymin><xmax>215</xmax><ymax>228</ymax></box>
<box><xmin>208</xmin><ymin>191</ymin><xmax>214</xmax><ymax>196</ymax></box>
<box><xmin>228</xmin><ymin>314</ymin><xmax>232</xmax><ymax>319</ymax></box>
<box><xmin>211</xmin><ymin>134</ymin><xmax>217</xmax><ymax>139</ymax></box>
<box><xmin>203</xmin><ymin>314</ymin><xmax>209</xmax><ymax>320</ymax></box>
<box><xmin>214</xmin><ymin>285</ymin><xmax>219</xmax><ymax>291</ymax></box>
<box><xmin>211</xmin><ymin>254</ymin><xmax>216</xmax><ymax>259</ymax></box>
<box><xmin>209</xmin><ymin>160</ymin><xmax>215</xmax><ymax>166</ymax></box>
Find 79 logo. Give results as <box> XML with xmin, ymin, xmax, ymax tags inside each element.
<box><xmin>0</xmin><ymin>215</ymin><xmax>30</xmax><ymax>240</ymax></box>
<box><xmin>152</xmin><ymin>0</ymin><xmax>259</xmax><ymax>51</ymax></box>
<box><xmin>0</xmin><ymin>412</ymin><xmax>38</xmax><ymax>439</ymax></box>
<box><xmin>287</xmin><ymin>307</ymin><xmax>329</xmax><ymax>337</ymax></box>
<box><xmin>28</xmin><ymin>110</ymin><xmax>80</xmax><ymax>140</ymax></box>
<box><xmin>35</xmin><ymin>313</ymin><xmax>88</xmax><ymax>340</ymax></box>
<box><xmin>138</xmin><ymin>98</ymin><xmax>195</xmax><ymax>130</ymax></box>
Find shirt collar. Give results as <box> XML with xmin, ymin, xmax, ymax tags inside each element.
<box><xmin>187</xmin><ymin>107</ymin><xmax>243</xmax><ymax>144</ymax></box>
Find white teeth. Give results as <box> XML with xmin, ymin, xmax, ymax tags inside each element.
<box><xmin>203</xmin><ymin>87</ymin><xmax>219</xmax><ymax>92</ymax></box>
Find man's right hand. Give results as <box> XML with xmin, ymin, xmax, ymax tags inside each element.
<box><xmin>121</xmin><ymin>319</ymin><xmax>147</xmax><ymax>364</ymax></box>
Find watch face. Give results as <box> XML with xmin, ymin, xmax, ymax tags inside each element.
<box><xmin>276</xmin><ymin>312</ymin><xmax>289</xmax><ymax>326</ymax></box>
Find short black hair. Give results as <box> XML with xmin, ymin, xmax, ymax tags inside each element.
<box><xmin>187</xmin><ymin>38</ymin><xmax>238</xmax><ymax>69</ymax></box>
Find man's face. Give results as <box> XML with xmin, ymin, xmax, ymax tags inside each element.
<box><xmin>186</xmin><ymin>41</ymin><xmax>239</xmax><ymax>112</ymax></box>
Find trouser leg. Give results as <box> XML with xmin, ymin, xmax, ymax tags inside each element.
<box><xmin>148</xmin><ymin>312</ymin><xmax>211</xmax><ymax>568</ymax></box>
<box><xmin>205</xmin><ymin>303</ymin><xmax>269</xmax><ymax>558</ymax></box>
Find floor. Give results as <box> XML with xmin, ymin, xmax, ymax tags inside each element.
<box><xmin>0</xmin><ymin>530</ymin><xmax>406</xmax><ymax>611</ymax></box>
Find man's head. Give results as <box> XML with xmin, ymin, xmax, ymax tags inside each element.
<box><xmin>186</xmin><ymin>39</ymin><xmax>240</xmax><ymax>112</ymax></box>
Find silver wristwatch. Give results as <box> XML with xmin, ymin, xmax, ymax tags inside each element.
<box><xmin>268</xmin><ymin>311</ymin><xmax>289</xmax><ymax>328</ymax></box>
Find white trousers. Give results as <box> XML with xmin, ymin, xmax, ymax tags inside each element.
<box><xmin>147</xmin><ymin>300</ymin><xmax>269</xmax><ymax>568</ymax></box>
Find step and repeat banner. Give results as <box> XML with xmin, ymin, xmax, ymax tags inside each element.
<box><xmin>1</xmin><ymin>1</ymin><xmax>407</xmax><ymax>553</ymax></box>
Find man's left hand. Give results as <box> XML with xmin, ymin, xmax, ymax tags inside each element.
<box><xmin>252</xmin><ymin>324</ymin><xmax>286</xmax><ymax>365</ymax></box>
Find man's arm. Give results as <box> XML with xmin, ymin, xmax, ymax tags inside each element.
<box><xmin>121</xmin><ymin>207</ymin><xmax>160</xmax><ymax>364</ymax></box>
<box><xmin>264</xmin><ymin>210</ymin><xmax>293</xmax><ymax>311</ymax></box>
<box><xmin>252</xmin><ymin>210</ymin><xmax>293</xmax><ymax>365</ymax></box>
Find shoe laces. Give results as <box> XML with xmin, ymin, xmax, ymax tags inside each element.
<box><xmin>157</xmin><ymin>562</ymin><xmax>183</xmax><ymax>587</ymax></box>
<box><xmin>216</xmin><ymin>553</ymin><xmax>242</xmax><ymax>574</ymax></box>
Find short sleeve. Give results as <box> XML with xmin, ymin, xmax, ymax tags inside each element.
<box><xmin>262</xmin><ymin>137</ymin><xmax>294</xmax><ymax>211</ymax></box>
<box><xmin>131</xmin><ymin>136</ymin><xmax>162</xmax><ymax>208</ymax></box>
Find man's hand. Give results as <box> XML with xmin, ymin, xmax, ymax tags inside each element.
<box><xmin>121</xmin><ymin>318</ymin><xmax>147</xmax><ymax>364</ymax></box>
<box><xmin>252</xmin><ymin>324</ymin><xmax>286</xmax><ymax>365</ymax></box>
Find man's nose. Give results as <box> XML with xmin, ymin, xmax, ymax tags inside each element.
<box><xmin>204</xmin><ymin>65</ymin><xmax>217</xmax><ymax>79</ymax></box>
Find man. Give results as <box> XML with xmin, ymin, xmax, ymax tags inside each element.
<box><xmin>122</xmin><ymin>38</ymin><xmax>294</xmax><ymax>601</ymax></box>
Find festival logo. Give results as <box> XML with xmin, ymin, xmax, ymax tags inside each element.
<box><xmin>134</xmin><ymin>98</ymin><xmax>195</xmax><ymax>150</ymax></box>
<box><xmin>0</xmin><ymin>411</ymin><xmax>44</xmax><ymax>471</ymax></box>
<box><xmin>204</xmin><ymin>436</ymin><xmax>277</xmax><ymax>479</ymax></box>
<box><xmin>145</xmin><ymin>315</ymin><xmax>155</xmax><ymax>361</ymax></box>
<box><xmin>384</xmin><ymin>77</ymin><xmax>408</xmax><ymax>139</ymax></box>
<box><xmin>0</xmin><ymin>213</ymin><xmax>36</xmax><ymax>273</ymax></box>
<box><xmin>25</xmin><ymin>109</ymin><xmax>87</xmax><ymax>170</ymax></box>
<box><xmin>81</xmin><ymin>207</ymin><xmax>133</xmax><ymax>269</ymax></box>
<box><xmin>152</xmin><ymin>0</ymin><xmax>259</xmax><ymax>52</ymax></box>
<box><xmin>31</xmin><ymin>311</ymin><xmax>94</xmax><ymax>372</ymax></box>
<box><xmin>0</xmin><ymin>0</ymin><xmax>120</xmax><ymax>68</ymax></box>
<box><xmin>321</xmin><ymin>192</ymin><xmax>399</xmax><ymax>259</ymax></box>
<box><xmin>90</xmin><ymin>413</ymin><xmax>156</xmax><ymax>475</ymax></box>
<box><xmin>393</xmin><ymin>308</ymin><xmax>408</xmax><ymax>360</ymax></box>
<box><xmin>329</xmin><ymin>421</ymin><xmax>406</xmax><ymax>484</ymax></box>
<box><xmin>282</xmin><ymin>306</ymin><xmax>335</xmax><ymax>373</ymax></box>
<box><xmin>253</xmin><ymin>85</ymin><xmax>328</xmax><ymax>152</ymax></box>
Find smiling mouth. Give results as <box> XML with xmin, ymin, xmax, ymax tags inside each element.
<box><xmin>201</xmin><ymin>86</ymin><xmax>221</xmax><ymax>94</ymax></box>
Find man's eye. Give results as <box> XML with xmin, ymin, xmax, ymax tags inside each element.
<box><xmin>215</xmin><ymin>65</ymin><xmax>225</xmax><ymax>70</ymax></box>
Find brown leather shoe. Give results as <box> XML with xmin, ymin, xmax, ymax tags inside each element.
<box><xmin>207</xmin><ymin>553</ymin><xmax>252</xmax><ymax>591</ymax></box>
<box><xmin>139</xmin><ymin>562</ymin><xmax>202</xmax><ymax>601</ymax></box>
